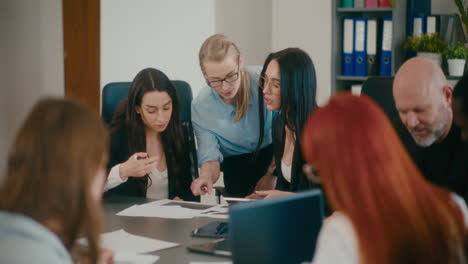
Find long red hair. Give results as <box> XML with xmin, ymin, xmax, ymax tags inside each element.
<box><xmin>302</xmin><ymin>93</ymin><xmax>466</xmax><ymax>264</ymax></box>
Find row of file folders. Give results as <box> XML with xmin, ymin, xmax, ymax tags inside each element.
<box><xmin>341</xmin><ymin>0</ymin><xmax>392</xmax><ymax>8</ymax></box>
<box><xmin>342</xmin><ymin>17</ymin><xmax>393</xmax><ymax>77</ymax></box>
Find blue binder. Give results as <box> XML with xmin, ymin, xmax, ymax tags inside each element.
<box><xmin>379</xmin><ymin>18</ymin><xmax>392</xmax><ymax>76</ymax></box>
<box><xmin>354</xmin><ymin>18</ymin><xmax>367</xmax><ymax>76</ymax></box>
<box><xmin>342</xmin><ymin>18</ymin><xmax>355</xmax><ymax>76</ymax></box>
<box><xmin>406</xmin><ymin>0</ymin><xmax>431</xmax><ymax>37</ymax></box>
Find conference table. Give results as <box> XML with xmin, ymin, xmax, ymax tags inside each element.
<box><xmin>102</xmin><ymin>195</ymin><xmax>229</xmax><ymax>263</ymax></box>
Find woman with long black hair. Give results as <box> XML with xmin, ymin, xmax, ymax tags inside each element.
<box><xmin>104</xmin><ymin>68</ymin><xmax>196</xmax><ymax>201</ymax></box>
<box><xmin>252</xmin><ymin>48</ymin><xmax>319</xmax><ymax>199</ymax></box>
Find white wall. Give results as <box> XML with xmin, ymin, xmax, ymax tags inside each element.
<box><xmin>432</xmin><ymin>0</ymin><xmax>458</xmax><ymax>14</ymax></box>
<box><xmin>215</xmin><ymin>0</ymin><xmax>272</xmax><ymax>66</ymax></box>
<box><xmin>0</xmin><ymin>13</ymin><xmax>7</xmax><ymax>178</ymax></box>
<box><xmin>272</xmin><ymin>0</ymin><xmax>332</xmax><ymax>106</ymax></box>
<box><xmin>0</xmin><ymin>0</ymin><xmax>64</xmax><ymax>179</ymax></box>
<box><xmin>101</xmin><ymin>0</ymin><xmax>331</xmax><ymax>102</ymax></box>
<box><xmin>100</xmin><ymin>0</ymin><xmax>215</xmax><ymax>96</ymax></box>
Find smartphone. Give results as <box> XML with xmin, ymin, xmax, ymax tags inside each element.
<box><xmin>192</xmin><ymin>221</ymin><xmax>229</xmax><ymax>238</ymax></box>
<box><xmin>187</xmin><ymin>238</ymin><xmax>232</xmax><ymax>257</ymax></box>
<box><xmin>135</xmin><ymin>153</ymin><xmax>148</xmax><ymax>160</ymax></box>
<box><xmin>223</xmin><ymin>197</ymin><xmax>256</xmax><ymax>203</ymax></box>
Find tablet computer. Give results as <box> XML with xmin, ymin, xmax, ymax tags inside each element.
<box><xmin>191</xmin><ymin>221</ymin><xmax>229</xmax><ymax>238</ymax></box>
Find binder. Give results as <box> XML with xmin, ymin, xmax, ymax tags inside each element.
<box><xmin>379</xmin><ymin>18</ymin><xmax>392</xmax><ymax>76</ymax></box>
<box><xmin>406</xmin><ymin>0</ymin><xmax>431</xmax><ymax>40</ymax></box>
<box><xmin>426</xmin><ymin>16</ymin><xmax>437</xmax><ymax>35</ymax></box>
<box><xmin>365</xmin><ymin>0</ymin><xmax>378</xmax><ymax>8</ymax></box>
<box><xmin>354</xmin><ymin>0</ymin><xmax>365</xmax><ymax>8</ymax></box>
<box><xmin>438</xmin><ymin>14</ymin><xmax>467</xmax><ymax>46</ymax></box>
<box><xmin>342</xmin><ymin>0</ymin><xmax>354</xmax><ymax>8</ymax></box>
<box><xmin>413</xmin><ymin>15</ymin><xmax>425</xmax><ymax>37</ymax></box>
<box><xmin>378</xmin><ymin>0</ymin><xmax>392</xmax><ymax>7</ymax></box>
<box><xmin>437</xmin><ymin>15</ymin><xmax>454</xmax><ymax>45</ymax></box>
<box><xmin>342</xmin><ymin>18</ymin><xmax>355</xmax><ymax>76</ymax></box>
<box><xmin>366</xmin><ymin>19</ymin><xmax>378</xmax><ymax>76</ymax></box>
<box><xmin>354</xmin><ymin>18</ymin><xmax>368</xmax><ymax>77</ymax></box>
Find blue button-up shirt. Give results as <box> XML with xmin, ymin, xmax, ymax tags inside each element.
<box><xmin>192</xmin><ymin>66</ymin><xmax>274</xmax><ymax>166</ymax></box>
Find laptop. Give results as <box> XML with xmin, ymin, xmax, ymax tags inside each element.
<box><xmin>188</xmin><ymin>189</ymin><xmax>325</xmax><ymax>264</ymax></box>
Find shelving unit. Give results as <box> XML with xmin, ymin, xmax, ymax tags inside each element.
<box><xmin>331</xmin><ymin>0</ymin><xmax>407</xmax><ymax>94</ymax></box>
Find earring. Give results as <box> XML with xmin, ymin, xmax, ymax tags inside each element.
<box><xmin>136</xmin><ymin>111</ymin><xmax>140</xmax><ymax>115</ymax></box>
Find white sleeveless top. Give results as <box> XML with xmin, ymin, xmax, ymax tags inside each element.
<box><xmin>310</xmin><ymin>193</ymin><xmax>468</xmax><ymax>264</ymax></box>
<box><xmin>281</xmin><ymin>160</ymin><xmax>292</xmax><ymax>183</ymax></box>
<box><xmin>146</xmin><ymin>168</ymin><xmax>169</xmax><ymax>200</ymax></box>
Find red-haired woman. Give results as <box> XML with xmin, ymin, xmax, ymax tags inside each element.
<box><xmin>302</xmin><ymin>93</ymin><xmax>468</xmax><ymax>264</ymax></box>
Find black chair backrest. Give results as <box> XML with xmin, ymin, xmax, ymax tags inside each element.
<box><xmin>101</xmin><ymin>80</ymin><xmax>193</xmax><ymax>124</ymax></box>
<box><xmin>361</xmin><ymin>77</ymin><xmax>401</xmax><ymax>123</ymax></box>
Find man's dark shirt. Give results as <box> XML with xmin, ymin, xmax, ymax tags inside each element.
<box><xmin>396</xmin><ymin>121</ymin><xmax>468</xmax><ymax>200</ymax></box>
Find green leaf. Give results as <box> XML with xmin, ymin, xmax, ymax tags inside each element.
<box><xmin>444</xmin><ymin>42</ymin><xmax>468</xmax><ymax>59</ymax></box>
<box><xmin>454</xmin><ymin>0</ymin><xmax>468</xmax><ymax>34</ymax></box>
<box><xmin>404</xmin><ymin>33</ymin><xmax>446</xmax><ymax>53</ymax></box>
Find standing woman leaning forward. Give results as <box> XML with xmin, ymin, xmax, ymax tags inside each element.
<box><xmin>191</xmin><ymin>34</ymin><xmax>275</xmax><ymax>197</ymax></box>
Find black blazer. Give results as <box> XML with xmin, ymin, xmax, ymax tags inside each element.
<box><xmin>272</xmin><ymin>118</ymin><xmax>318</xmax><ymax>192</ymax></box>
<box><xmin>105</xmin><ymin>123</ymin><xmax>198</xmax><ymax>201</ymax></box>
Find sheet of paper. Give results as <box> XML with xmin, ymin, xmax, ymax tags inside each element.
<box><xmin>196</xmin><ymin>205</ymin><xmax>229</xmax><ymax>219</ymax></box>
<box><xmin>114</xmin><ymin>253</ymin><xmax>160</xmax><ymax>264</ymax></box>
<box><xmin>189</xmin><ymin>261</ymin><xmax>232</xmax><ymax>264</ymax></box>
<box><xmin>117</xmin><ymin>199</ymin><xmax>227</xmax><ymax>219</ymax></box>
<box><xmin>117</xmin><ymin>204</ymin><xmax>203</xmax><ymax>219</ymax></box>
<box><xmin>101</xmin><ymin>229</ymin><xmax>178</xmax><ymax>254</ymax></box>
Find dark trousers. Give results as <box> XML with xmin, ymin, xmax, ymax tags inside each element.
<box><xmin>221</xmin><ymin>144</ymin><xmax>274</xmax><ymax>197</ymax></box>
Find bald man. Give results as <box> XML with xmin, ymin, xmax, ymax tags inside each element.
<box><xmin>393</xmin><ymin>57</ymin><xmax>468</xmax><ymax>198</ymax></box>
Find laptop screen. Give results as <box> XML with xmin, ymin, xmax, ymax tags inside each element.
<box><xmin>228</xmin><ymin>189</ymin><xmax>324</xmax><ymax>264</ymax></box>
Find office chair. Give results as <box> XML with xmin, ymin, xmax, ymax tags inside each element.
<box><xmin>361</xmin><ymin>76</ymin><xmax>401</xmax><ymax>123</ymax></box>
<box><xmin>101</xmin><ymin>80</ymin><xmax>193</xmax><ymax>124</ymax></box>
<box><xmin>101</xmin><ymin>80</ymin><xmax>199</xmax><ymax>183</ymax></box>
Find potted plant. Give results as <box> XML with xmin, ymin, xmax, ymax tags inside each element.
<box><xmin>444</xmin><ymin>42</ymin><xmax>468</xmax><ymax>76</ymax></box>
<box><xmin>404</xmin><ymin>33</ymin><xmax>446</xmax><ymax>65</ymax></box>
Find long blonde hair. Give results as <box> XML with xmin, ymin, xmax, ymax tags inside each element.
<box><xmin>0</xmin><ymin>98</ymin><xmax>108</xmax><ymax>263</ymax></box>
<box><xmin>199</xmin><ymin>34</ymin><xmax>250</xmax><ymax>123</ymax></box>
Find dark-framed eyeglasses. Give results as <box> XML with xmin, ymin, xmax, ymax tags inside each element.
<box><xmin>259</xmin><ymin>75</ymin><xmax>281</xmax><ymax>93</ymax></box>
<box><xmin>206</xmin><ymin>57</ymin><xmax>241</xmax><ymax>89</ymax></box>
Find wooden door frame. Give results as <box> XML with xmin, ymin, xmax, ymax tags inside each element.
<box><xmin>62</xmin><ymin>0</ymin><xmax>100</xmax><ymax>111</ymax></box>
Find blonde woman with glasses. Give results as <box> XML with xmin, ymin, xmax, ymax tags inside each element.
<box><xmin>191</xmin><ymin>34</ymin><xmax>275</xmax><ymax>198</ymax></box>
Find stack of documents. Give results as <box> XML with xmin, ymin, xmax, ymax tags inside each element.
<box><xmin>117</xmin><ymin>199</ymin><xmax>229</xmax><ymax>219</ymax></box>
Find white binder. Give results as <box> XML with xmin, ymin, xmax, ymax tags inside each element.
<box><xmin>413</xmin><ymin>16</ymin><xmax>424</xmax><ymax>37</ymax></box>
<box><xmin>427</xmin><ymin>16</ymin><xmax>437</xmax><ymax>35</ymax></box>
